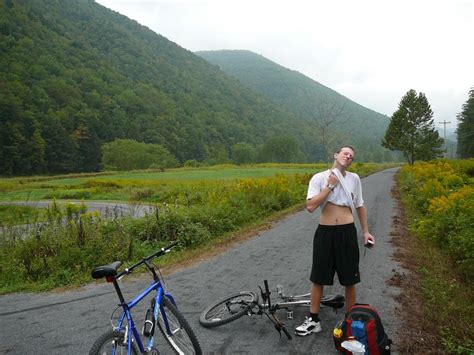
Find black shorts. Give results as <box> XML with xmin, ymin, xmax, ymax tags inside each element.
<box><xmin>310</xmin><ymin>223</ymin><xmax>360</xmax><ymax>286</ymax></box>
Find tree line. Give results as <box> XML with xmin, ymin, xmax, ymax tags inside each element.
<box><xmin>101</xmin><ymin>136</ymin><xmax>303</xmax><ymax>171</ymax></box>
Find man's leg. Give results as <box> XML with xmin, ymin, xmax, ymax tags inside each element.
<box><xmin>295</xmin><ymin>283</ymin><xmax>323</xmax><ymax>336</ymax></box>
<box><xmin>310</xmin><ymin>283</ymin><xmax>324</xmax><ymax>313</ymax></box>
<box><xmin>345</xmin><ymin>284</ymin><xmax>356</xmax><ymax>310</ymax></box>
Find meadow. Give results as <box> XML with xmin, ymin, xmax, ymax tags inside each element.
<box><xmin>0</xmin><ymin>162</ymin><xmax>391</xmax><ymax>294</ymax></box>
<box><xmin>0</xmin><ymin>164</ymin><xmax>335</xmax><ymax>202</ymax></box>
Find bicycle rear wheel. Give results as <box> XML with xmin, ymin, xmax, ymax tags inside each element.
<box><xmin>157</xmin><ymin>297</ymin><xmax>202</xmax><ymax>355</ymax></box>
<box><xmin>199</xmin><ymin>291</ymin><xmax>258</xmax><ymax>328</ymax></box>
<box><xmin>89</xmin><ymin>330</ymin><xmax>138</xmax><ymax>355</ymax></box>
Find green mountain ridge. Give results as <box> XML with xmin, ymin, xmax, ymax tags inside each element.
<box><xmin>196</xmin><ymin>50</ymin><xmax>391</xmax><ymax>161</ymax></box>
<box><xmin>1</xmin><ymin>0</ymin><xmax>311</xmax><ymax>175</ymax></box>
<box><xmin>1</xmin><ymin>1</ymin><xmax>391</xmax><ymax>176</ymax></box>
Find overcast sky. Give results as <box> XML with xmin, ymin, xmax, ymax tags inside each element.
<box><xmin>96</xmin><ymin>0</ymin><xmax>473</xmax><ymax>129</ymax></box>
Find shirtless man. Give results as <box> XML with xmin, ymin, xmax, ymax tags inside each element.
<box><xmin>295</xmin><ymin>145</ymin><xmax>375</xmax><ymax>336</ymax></box>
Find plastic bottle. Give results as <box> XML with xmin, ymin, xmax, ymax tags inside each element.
<box><xmin>333</xmin><ymin>320</ymin><xmax>345</xmax><ymax>351</ymax></box>
<box><xmin>341</xmin><ymin>337</ymin><xmax>366</xmax><ymax>355</ymax></box>
<box><xmin>142</xmin><ymin>308</ymin><xmax>155</xmax><ymax>337</ymax></box>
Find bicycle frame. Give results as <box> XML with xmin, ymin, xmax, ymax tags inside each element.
<box><xmin>97</xmin><ymin>244</ymin><xmax>180</xmax><ymax>355</ymax></box>
<box><xmin>112</xmin><ymin>277</ymin><xmax>177</xmax><ymax>354</ymax></box>
<box><xmin>199</xmin><ymin>279</ymin><xmax>344</xmax><ymax>341</ymax></box>
<box><xmin>252</xmin><ymin>280</ymin><xmax>344</xmax><ymax>338</ymax></box>
<box><xmin>262</xmin><ymin>287</ymin><xmax>342</xmax><ymax>314</ymax></box>
<box><xmin>92</xmin><ymin>241</ymin><xmax>201</xmax><ymax>355</ymax></box>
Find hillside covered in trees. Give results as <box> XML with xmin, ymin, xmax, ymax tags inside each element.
<box><xmin>0</xmin><ymin>0</ymin><xmax>308</xmax><ymax>175</ymax></box>
<box><xmin>197</xmin><ymin>50</ymin><xmax>392</xmax><ymax>162</ymax></box>
<box><xmin>1</xmin><ymin>0</ymin><xmax>390</xmax><ymax>176</ymax></box>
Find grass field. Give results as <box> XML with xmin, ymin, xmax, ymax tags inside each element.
<box><xmin>0</xmin><ymin>164</ymin><xmax>327</xmax><ymax>200</ymax></box>
<box><xmin>0</xmin><ymin>163</ymin><xmax>388</xmax><ymax>202</ymax></box>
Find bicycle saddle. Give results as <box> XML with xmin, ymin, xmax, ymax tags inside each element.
<box><xmin>321</xmin><ymin>294</ymin><xmax>345</xmax><ymax>309</ymax></box>
<box><xmin>91</xmin><ymin>261</ymin><xmax>122</xmax><ymax>279</ymax></box>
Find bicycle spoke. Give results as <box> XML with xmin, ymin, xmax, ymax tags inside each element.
<box><xmin>200</xmin><ymin>292</ymin><xmax>258</xmax><ymax>328</ymax></box>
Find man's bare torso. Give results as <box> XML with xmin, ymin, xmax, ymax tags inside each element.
<box><xmin>320</xmin><ymin>202</ymin><xmax>354</xmax><ymax>225</ymax></box>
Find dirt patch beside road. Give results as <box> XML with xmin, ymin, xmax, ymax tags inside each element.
<box><xmin>390</xmin><ymin>180</ymin><xmax>442</xmax><ymax>353</ymax></box>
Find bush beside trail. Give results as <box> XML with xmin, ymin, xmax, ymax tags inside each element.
<box><xmin>399</xmin><ymin>158</ymin><xmax>474</xmax><ymax>280</ymax></box>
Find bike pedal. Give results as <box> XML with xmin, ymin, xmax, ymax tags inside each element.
<box><xmin>286</xmin><ymin>310</ymin><xmax>293</xmax><ymax>320</ymax></box>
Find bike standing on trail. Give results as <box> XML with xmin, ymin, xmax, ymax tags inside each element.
<box><xmin>295</xmin><ymin>145</ymin><xmax>375</xmax><ymax>337</ymax></box>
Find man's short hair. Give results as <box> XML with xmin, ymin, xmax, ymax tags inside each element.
<box><xmin>335</xmin><ymin>145</ymin><xmax>356</xmax><ymax>154</ymax></box>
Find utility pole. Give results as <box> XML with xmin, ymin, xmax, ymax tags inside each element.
<box><xmin>439</xmin><ymin>120</ymin><xmax>451</xmax><ymax>157</ymax></box>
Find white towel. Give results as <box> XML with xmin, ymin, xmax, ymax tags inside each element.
<box><xmin>331</xmin><ymin>168</ymin><xmax>356</xmax><ymax>216</ymax></box>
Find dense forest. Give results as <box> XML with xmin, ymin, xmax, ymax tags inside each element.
<box><xmin>197</xmin><ymin>50</ymin><xmax>392</xmax><ymax>162</ymax></box>
<box><xmin>1</xmin><ymin>0</ymin><xmax>390</xmax><ymax>176</ymax></box>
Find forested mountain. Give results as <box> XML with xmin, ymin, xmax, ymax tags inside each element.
<box><xmin>1</xmin><ymin>0</ymin><xmax>313</xmax><ymax>175</ymax></box>
<box><xmin>196</xmin><ymin>50</ymin><xmax>392</xmax><ymax>162</ymax></box>
<box><xmin>1</xmin><ymin>1</ymin><xmax>390</xmax><ymax>176</ymax></box>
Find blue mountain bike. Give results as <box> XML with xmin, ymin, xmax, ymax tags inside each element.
<box><xmin>89</xmin><ymin>241</ymin><xmax>202</xmax><ymax>355</ymax></box>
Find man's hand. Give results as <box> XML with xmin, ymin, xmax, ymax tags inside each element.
<box><xmin>364</xmin><ymin>232</ymin><xmax>375</xmax><ymax>247</ymax></box>
<box><xmin>328</xmin><ymin>170</ymin><xmax>339</xmax><ymax>186</ymax></box>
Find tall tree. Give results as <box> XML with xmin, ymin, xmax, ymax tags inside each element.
<box><xmin>101</xmin><ymin>139</ymin><xmax>178</xmax><ymax>171</ymax></box>
<box><xmin>257</xmin><ymin>136</ymin><xmax>302</xmax><ymax>163</ymax></box>
<box><xmin>456</xmin><ymin>87</ymin><xmax>474</xmax><ymax>158</ymax></box>
<box><xmin>382</xmin><ymin>89</ymin><xmax>443</xmax><ymax>164</ymax></box>
<box><xmin>313</xmin><ymin>94</ymin><xmax>351</xmax><ymax>161</ymax></box>
<box><xmin>29</xmin><ymin>128</ymin><xmax>47</xmax><ymax>174</ymax></box>
<box><xmin>231</xmin><ymin>142</ymin><xmax>256</xmax><ymax>165</ymax></box>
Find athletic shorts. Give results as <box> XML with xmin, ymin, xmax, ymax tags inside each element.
<box><xmin>310</xmin><ymin>223</ymin><xmax>360</xmax><ymax>286</ymax></box>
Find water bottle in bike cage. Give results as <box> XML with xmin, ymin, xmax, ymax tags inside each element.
<box><xmin>142</xmin><ymin>308</ymin><xmax>155</xmax><ymax>337</ymax></box>
<box><xmin>332</xmin><ymin>319</ymin><xmax>345</xmax><ymax>351</ymax></box>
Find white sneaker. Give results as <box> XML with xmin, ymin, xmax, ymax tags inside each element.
<box><xmin>295</xmin><ymin>317</ymin><xmax>322</xmax><ymax>336</ymax></box>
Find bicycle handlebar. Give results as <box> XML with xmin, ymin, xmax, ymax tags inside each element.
<box><xmin>116</xmin><ymin>241</ymin><xmax>178</xmax><ymax>278</ymax></box>
<box><xmin>264</xmin><ymin>280</ymin><xmax>271</xmax><ymax>309</ymax></box>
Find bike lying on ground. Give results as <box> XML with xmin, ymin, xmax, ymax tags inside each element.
<box><xmin>199</xmin><ymin>279</ymin><xmax>344</xmax><ymax>340</ymax></box>
<box><xmin>89</xmin><ymin>241</ymin><xmax>202</xmax><ymax>355</ymax></box>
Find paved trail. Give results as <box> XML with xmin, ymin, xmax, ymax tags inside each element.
<box><xmin>0</xmin><ymin>168</ymin><xmax>403</xmax><ymax>354</ymax></box>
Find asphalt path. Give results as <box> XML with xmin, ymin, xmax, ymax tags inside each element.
<box><xmin>0</xmin><ymin>167</ymin><xmax>403</xmax><ymax>354</ymax></box>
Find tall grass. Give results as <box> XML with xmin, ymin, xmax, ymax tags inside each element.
<box><xmin>399</xmin><ymin>159</ymin><xmax>474</xmax><ymax>280</ymax></box>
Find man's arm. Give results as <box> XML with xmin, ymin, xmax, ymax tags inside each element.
<box><xmin>356</xmin><ymin>205</ymin><xmax>375</xmax><ymax>245</ymax></box>
<box><xmin>306</xmin><ymin>186</ymin><xmax>332</xmax><ymax>213</ymax></box>
<box><xmin>306</xmin><ymin>172</ymin><xmax>339</xmax><ymax>213</ymax></box>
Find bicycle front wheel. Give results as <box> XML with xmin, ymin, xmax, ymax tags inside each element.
<box><xmin>89</xmin><ymin>330</ymin><xmax>138</xmax><ymax>355</ymax></box>
<box><xmin>199</xmin><ymin>291</ymin><xmax>258</xmax><ymax>328</ymax></box>
<box><xmin>157</xmin><ymin>297</ymin><xmax>202</xmax><ymax>355</ymax></box>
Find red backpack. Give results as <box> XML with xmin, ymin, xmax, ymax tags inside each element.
<box><xmin>333</xmin><ymin>304</ymin><xmax>392</xmax><ymax>354</ymax></box>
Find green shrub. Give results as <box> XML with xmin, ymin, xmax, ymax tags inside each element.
<box><xmin>400</xmin><ymin>159</ymin><xmax>474</xmax><ymax>281</ymax></box>
<box><xmin>183</xmin><ymin>159</ymin><xmax>202</xmax><ymax>167</ymax></box>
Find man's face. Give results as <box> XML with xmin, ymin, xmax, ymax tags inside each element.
<box><xmin>334</xmin><ymin>147</ymin><xmax>355</xmax><ymax>168</ymax></box>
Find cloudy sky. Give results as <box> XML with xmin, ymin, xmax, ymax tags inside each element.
<box><xmin>97</xmin><ymin>0</ymin><xmax>473</xmax><ymax>129</ymax></box>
